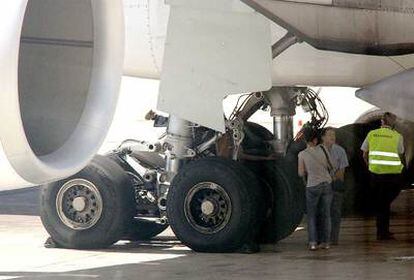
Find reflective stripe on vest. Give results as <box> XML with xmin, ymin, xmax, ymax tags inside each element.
<box><xmin>368</xmin><ymin>128</ymin><xmax>403</xmax><ymax>174</ymax></box>
<box><xmin>369</xmin><ymin>159</ymin><xmax>402</xmax><ymax>166</ymax></box>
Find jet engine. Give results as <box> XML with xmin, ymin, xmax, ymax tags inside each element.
<box><xmin>337</xmin><ymin>109</ymin><xmax>414</xmax><ymax>215</ymax></box>
<box><xmin>0</xmin><ymin>0</ymin><xmax>124</xmax><ymax>188</ymax></box>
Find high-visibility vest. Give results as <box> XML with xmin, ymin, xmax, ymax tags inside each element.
<box><xmin>367</xmin><ymin>127</ymin><xmax>403</xmax><ymax>174</ymax></box>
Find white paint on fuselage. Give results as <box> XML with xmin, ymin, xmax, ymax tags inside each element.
<box><xmin>123</xmin><ymin>0</ymin><xmax>169</xmax><ymax>79</ymax></box>
<box><xmin>289</xmin><ymin>0</ymin><xmax>332</xmax><ymax>4</ymax></box>
<box><xmin>122</xmin><ymin>0</ymin><xmax>414</xmax><ymax>87</ymax></box>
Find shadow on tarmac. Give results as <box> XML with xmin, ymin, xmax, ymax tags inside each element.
<box><xmin>1</xmin><ymin>189</ymin><xmax>414</xmax><ymax>279</ymax></box>
<box><xmin>2</xmin><ymin>235</ymin><xmax>414</xmax><ymax>280</ymax></box>
<box><xmin>0</xmin><ymin>187</ymin><xmax>39</xmax><ymax>216</ymax></box>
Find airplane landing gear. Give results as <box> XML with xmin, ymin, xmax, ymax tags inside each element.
<box><xmin>40</xmin><ymin>155</ymin><xmax>135</xmax><ymax>249</ymax></box>
<box><xmin>167</xmin><ymin>157</ymin><xmax>264</xmax><ymax>252</ymax></box>
<box><xmin>39</xmin><ymin>86</ymin><xmax>327</xmax><ymax>252</ymax></box>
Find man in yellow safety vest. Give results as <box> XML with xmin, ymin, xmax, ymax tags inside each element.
<box><xmin>361</xmin><ymin>112</ymin><xmax>405</xmax><ymax>240</ymax></box>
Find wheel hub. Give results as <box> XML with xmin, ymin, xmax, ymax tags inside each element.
<box><xmin>201</xmin><ymin>200</ymin><xmax>215</xmax><ymax>216</ymax></box>
<box><xmin>56</xmin><ymin>179</ymin><xmax>103</xmax><ymax>230</ymax></box>
<box><xmin>184</xmin><ymin>182</ymin><xmax>232</xmax><ymax>234</ymax></box>
<box><xmin>72</xmin><ymin>197</ymin><xmax>87</xmax><ymax>212</ymax></box>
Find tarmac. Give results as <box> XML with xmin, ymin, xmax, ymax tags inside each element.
<box><xmin>1</xmin><ymin>188</ymin><xmax>414</xmax><ymax>279</ymax></box>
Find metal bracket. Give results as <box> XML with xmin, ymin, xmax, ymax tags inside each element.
<box><xmin>272</xmin><ymin>32</ymin><xmax>301</xmax><ymax>59</ymax></box>
<box><xmin>226</xmin><ymin>118</ymin><xmax>245</xmax><ymax>160</ymax></box>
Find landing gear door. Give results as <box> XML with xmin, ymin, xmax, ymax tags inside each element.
<box><xmin>158</xmin><ymin>0</ymin><xmax>272</xmax><ymax>132</ymax></box>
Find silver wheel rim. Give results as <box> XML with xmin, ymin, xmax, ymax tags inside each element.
<box><xmin>56</xmin><ymin>179</ymin><xmax>103</xmax><ymax>230</ymax></box>
<box><xmin>184</xmin><ymin>182</ymin><xmax>232</xmax><ymax>234</ymax></box>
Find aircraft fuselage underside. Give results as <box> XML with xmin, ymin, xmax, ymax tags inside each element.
<box><xmin>243</xmin><ymin>0</ymin><xmax>414</xmax><ymax>56</ymax></box>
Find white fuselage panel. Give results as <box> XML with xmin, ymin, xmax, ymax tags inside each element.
<box><xmin>123</xmin><ymin>0</ymin><xmax>414</xmax><ymax>87</ymax></box>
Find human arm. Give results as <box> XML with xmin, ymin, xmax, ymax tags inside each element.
<box><xmin>335</xmin><ymin>146</ymin><xmax>349</xmax><ymax>181</ymax></box>
<box><xmin>361</xmin><ymin>136</ymin><xmax>369</xmax><ymax>166</ymax></box>
<box><xmin>362</xmin><ymin>151</ymin><xmax>368</xmax><ymax>166</ymax></box>
<box><xmin>398</xmin><ymin>135</ymin><xmax>406</xmax><ymax>167</ymax></box>
<box><xmin>298</xmin><ymin>153</ymin><xmax>306</xmax><ymax>178</ymax></box>
<box><xmin>335</xmin><ymin>168</ymin><xmax>345</xmax><ymax>182</ymax></box>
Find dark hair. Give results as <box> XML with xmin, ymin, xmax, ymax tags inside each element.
<box><xmin>303</xmin><ymin>127</ymin><xmax>318</xmax><ymax>143</ymax></box>
<box><xmin>320</xmin><ymin>126</ymin><xmax>335</xmax><ymax>137</ymax></box>
<box><xmin>382</xmin><ymin>112</ymin><xmax>397</xmax><ymax>126</ymax></box>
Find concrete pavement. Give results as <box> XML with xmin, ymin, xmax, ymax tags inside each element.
<box><xmin>0</xmin><ymin>188</ymin><xmax>414</xmax><ymax>279</ymax></box>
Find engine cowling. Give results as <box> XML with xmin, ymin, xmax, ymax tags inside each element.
<box><xmin>337</xmin><ymin>109</ymin><xmax>414</xmax><ymax>215</ymax></box>
<box><xmin>0</xmin><ymin>0</ymin><xmax>124</xmax><ymax>188</ymax></box>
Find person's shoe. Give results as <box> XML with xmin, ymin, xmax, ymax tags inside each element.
<box><xmin>320</xmin><ymin>243</ymin><xmax>330</xmax><ymax>249</ymax></box>
<box><xmin>309</xmin><ymin>243</ymin><xmax>318</xmax><ymax>251</ymax></box>
<box><xmin>331</xmin><ymin>241</ymin><xmax>339</xmax><ymax>246</ymax></box>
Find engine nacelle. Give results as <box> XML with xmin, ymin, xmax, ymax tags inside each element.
<box><xmin>0</xmin><ymin>0</ymin><xmax>124</xmax><ymax>188</ymax></box>
<box><xmin>337</xmin><ymin>108</ymin><xmax>414</xmax><ymax>215</ymax></box>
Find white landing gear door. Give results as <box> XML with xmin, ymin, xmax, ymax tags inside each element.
<box><xmin>158</xmin><ymin>0</ymin><xmax>272</xmax><ymax>132</ymax></box>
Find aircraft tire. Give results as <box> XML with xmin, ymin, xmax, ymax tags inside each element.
<box><xmin>167</xmin><ymin>157</ymin><xmax>263</xmax><ymax>252</ymax></box>
<box><xmin>240</xmin><ymin>122</ymin><xmax>305</xmax><ymax>243</ymax></box>
<box><xmin>40</xmin><ymin>155</ymin><xmax>135</xmax><ymax>249</ymax></box>
<box><xmin>336</xmin><ymin>124</ymin><xmax>373</xmax><ymax>215</ymax></box>
<box><xmin>258</xmin><ymin>161</ymin><xmax>304</xmax><ymax>243</ymax></box>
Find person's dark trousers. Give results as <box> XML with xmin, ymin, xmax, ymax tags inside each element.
<box><xmin>316</xmin><ymin>181</ymin><xmax>344</xmax><ymax>245</ymax></box>
<box><xmin>370</xmin><ymin>173</ymin><xmax>402</xmax><ymax>238</ymax></box>
<box><xmin>306</xmin><ymin>182</ymin><xmax>333</xmax><ymax>245</ymax></box>
<box><xmin>330</xmin><ymin>188</ymin><xmax>344</xmax><ymax>244</ymax></box>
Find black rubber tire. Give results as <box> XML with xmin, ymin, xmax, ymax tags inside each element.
<box><xmin>167</xmin><ymin>157</ymin><xmax>263</xmax><ymax>252</ymax></box>
<box><xmin>241</xmin><ymin>122</ymin><xmax>305</xmax><ymax>243</ymax></box>
<box><xmin>283</xmin><ymin>142</ymin><xmax>306</xmax><ymax>237</ymax></box>
<box><xmin>123</xmin><ymin>219</ymin><xmax>168</xmax><ymax>241</ymax></box>
<box><xmin>40</xmin><ymin>155</ymin><xmax>135</xmax><ymax>249</ymax></box>
<box><xmin>242</xmin><ymin>122</ymin><xmax>274</xmax><ymax>157</ymax></box>
<box><xmin>258</xmin><ymin>159</ymin><xmax>305</xmax><ymax>243</ymax></box>
<box><xmin>336</xmin><ymin>124</ymin><xmax>374</xmax><ymax>215</ymax></box>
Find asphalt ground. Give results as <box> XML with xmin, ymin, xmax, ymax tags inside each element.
<box><xmin>1</xmin><ymin>188</ymin><xmax>414</xmax><ymax>279</ymax></box>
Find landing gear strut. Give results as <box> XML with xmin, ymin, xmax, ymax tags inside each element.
<box><xmin>40</xmin><ymin>85</ymin><xmax>328</xmax><ymax>252</ymax></box>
